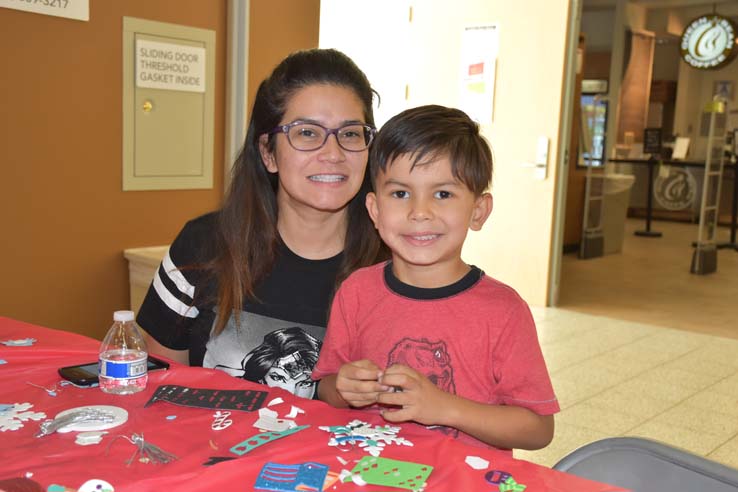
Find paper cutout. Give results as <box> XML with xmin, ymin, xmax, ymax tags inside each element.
<box><xmin>203</xmin><ymin>456</ymin><xmax>236</xmax><ymax>466</ymax></box>
<box><xmin>350</xmin><ymin>473</ymin><xmax>367</xmax><ymax>486</ymax></box>
<box><xmin>0</xmin><ymin>403</ymin><xmax>46</xmax><ymax>431</ymax></box>
<box><xmin>344</xmin><ymin>456</ymin><xmax>433</xmax><ymax>491</ymax></box>
<box><xmin>1</xmin><ymin>338</ymin><xmax>37</xmax><ymax>346</ymax></box>
<box><xmin>229</xmin><ymin>425</ymin><xmax>309</xmax><ymax>456</ymax></box>
<box><xmin>75</xmin><ymin>431</ymin><xmax>108</xmax><ymax>446</ymax></box>
<box><xmin>465</xmin><ymin>455</ymin><xmax>489</xmax><ymax>470</ymax></box>
<box><xmin>254</xmin><ymin>462</ymin><xmax>328</xmax><ymax>492</ymax></box>
<box><xmin>254</xmin><ymin>407</ymin><xmax>296</xmax><ymax>432</ymax></box>
<box><xmin>166</xmin><ymin>415</ymin><xmax>177</xmax><ymax>420</ymax></box>
<box><xmin>144</xmin><ymin>385</ymin><xmax>267</xmax><ymax>412</ymax></box>
<box><xmin>48</xmin><ymin>485</ymin><xmax>75</xmax><ymax>492</ymax></box>
<box><xmin>319</xmin><ymin>471</ymin><xmax>340</xmax><ymax>490</ymax></box>
<box><xmin>285</xmin><ymin>405</ymin><xmax>304</xmax><ymax>418</ymax></box>
<box><xmin>254</xmin><ymin>416</ymin><xmax>296</xmax><ymax>432</ymax></box>
<box><xmin>320</xmin><ymin>420</ymin><xmax>413</xmax><ymax>456</ymax></box>
<box><xmin>78</xmin><ymin>479</ymin><xmax>114</xmax><ymax>492</ymax></box>
<box><xmin>0</xmin><ymin>359</ymin><xmax>7</xmax><ymax>364</ymax></box>
<box><xmin>260</xmin><ymin>408</ymin><xmax>279</xmax><ymax>419</ymax></box>
<box><xmin>212</xmin><ymin>411</ymin><xmax>233</xmax><ymax>430</ymax></box>
<box><xmin>268</xmin><ymin>397</ymin><xmax>284</xmax><ymax>406</ymax></box>
<box><xmin>485</xmin><ymin>470</ymin><xmax>512</xmax><ymax>485</ymax></box>
<box><xmin>499</xmin><ymin>476</ymin><xmax>527</xmax><ymax>492</ymax></box>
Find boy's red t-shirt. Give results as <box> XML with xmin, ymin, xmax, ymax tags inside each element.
<box><xmin>313</xmin><ymin>262</ymin><xmax>559</xmax><ymax>450</ymax></box>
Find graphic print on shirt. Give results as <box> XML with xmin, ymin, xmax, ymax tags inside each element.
<box><xmin>203</xmin><ymin>312</ymin><xmax>324</xmax><ymax>399</ymax></box>
<box><xmin>387</xmin><ymin>337</ymin><xmax>456</xmax><ymax>393</ymax></box>
<box><xmin>241</xmin><ymin>327</ymin><xmax>321</xmax><ymax>399</ymax></box>
<box><xmin>387</xmin><ymin>337</ymin><xmax>458</xmax><ymax>437</ymax></box>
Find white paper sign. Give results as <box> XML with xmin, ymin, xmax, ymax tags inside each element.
<box><xmin>0</xmin><ymin>0</ymin><xmax>89</xmax><ymax>21</ymax></box>
<box><xmin>672</xmin><ymin>137</ymin><xmax>690</xmax><ymax>160</ymax></box>
<box><xmin>459</xmin><ymin>25</ymin><xmax>499</xmax><ymax>125</ymax></box>
<box><xmin>136</xmin><ymin>39</ymin><xmax>206</xmax><ymax>93</ymax></box>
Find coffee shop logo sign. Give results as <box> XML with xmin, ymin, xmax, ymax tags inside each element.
<box><xmin>655</xmin><ymin>168</ymin><xmax>697</xmax><ymax>211</ymax></box>
<box><xmin>681</xmin><ymin>15</ymin><xmax>737</xmax><ymax>70</ymax></box>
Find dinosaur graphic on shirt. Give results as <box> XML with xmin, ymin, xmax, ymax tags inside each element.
<box><xmin>387</xmin><ymin>337</ymin><xmax>456</xmax><ymax>394</ymax></box>
<box><xmin>387</xmin><ymin>337</ymin><xmax>458</xmax><ymax>437</ymax></box>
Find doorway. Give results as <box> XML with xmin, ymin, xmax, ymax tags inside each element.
<box><xmin>554</xmin><ymin>0</ymin><xmax>738</xmax><ymax>338</ymax></box>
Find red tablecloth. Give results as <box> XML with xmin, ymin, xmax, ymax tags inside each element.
<box><xmin>0</xmin><ymin>317</ymin><xmax>626</xmax><ymax>492</ymax></box>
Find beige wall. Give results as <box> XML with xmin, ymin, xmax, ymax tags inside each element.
<box><xmin>0</xmin><ymin>0</ymin><xmax>320</xmax><ymax>339</ymax></box>
<box><xmin>321</xmin><ymin>0</ymin><xmax>573</xmax><ymax>305</ymax></box>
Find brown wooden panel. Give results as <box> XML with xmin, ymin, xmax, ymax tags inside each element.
<box><xmin>0</xmin><ymin>1</ymin><xmax>319</xmax><ymax>339</ymax></box>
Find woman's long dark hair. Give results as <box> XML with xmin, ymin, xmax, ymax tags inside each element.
<box><xmin>211</xmin><ymin>48</ymin><xmax>384</xmax><ymax>335</ymax></box>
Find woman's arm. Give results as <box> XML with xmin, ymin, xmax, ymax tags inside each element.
<box><xmin>142</xmin><ymin>329</ymin><xmax>190</xmax><ymax>365</ymax></box>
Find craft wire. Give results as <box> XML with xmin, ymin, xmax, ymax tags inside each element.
<box><xmin>25</xmin><ymin>381</ymin><xmax>59</xmax><ymax>396</ymax></box>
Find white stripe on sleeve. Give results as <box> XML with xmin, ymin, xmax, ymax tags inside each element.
<box><xmin>154</xmin><ymin>253</ymin><xmax>200</xmax><ymax>318</ymax></box>
<box><xmin>153</xmin><ymin>272</ymin><xmax>200</xmax><ymax>318</ymax></box>
<box><xmin>162</xmin><ymin>250</ymin><xmax>196</xmax><ymax>298</ymax></box>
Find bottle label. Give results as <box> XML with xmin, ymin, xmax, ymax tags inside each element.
<box><xmin>99</xmin><ymin>358</ymin><xmax>147</xmax><ymax>379</ymax></box>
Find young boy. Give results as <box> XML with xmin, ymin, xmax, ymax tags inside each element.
<box><xmin>312</xmin><ymin>105</ymin><xmax>558</xmax><ymax>451</ymax></box>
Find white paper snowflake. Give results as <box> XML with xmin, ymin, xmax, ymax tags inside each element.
<box><xmin>319</xmin><ymin>420</ymin><xmax>413</xmax><ymax>456</ymax></box>
<box><xmin>0</xmin><ymin>403</ymin><xmax>47</xmax><ymax>432</ymax></box>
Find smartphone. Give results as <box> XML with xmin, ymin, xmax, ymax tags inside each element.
<box><xmin>58</xmin><ymin>356</ymin><xmax>170</xmax><ymax>388</ymax></box>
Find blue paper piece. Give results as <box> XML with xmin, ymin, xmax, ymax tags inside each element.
<box><xmin>254</xmin><ymin>462</ymin><xmax>329</xmax><ymax>492</ymax></box>
<box><xmin>0</xmin><ymin>359</ymin><xmax>7</xmax><ymax>364</ymax></box>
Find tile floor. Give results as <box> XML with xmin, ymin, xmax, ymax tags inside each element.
<box><xmin>515</xmin><ymin>307</ymin><xmax>738</xmax><ymax>471</ymax></box>
<box><xmin>557</xmin><ymin>219</ymin><xmax>738</xmax><ymax>340</ymax></box>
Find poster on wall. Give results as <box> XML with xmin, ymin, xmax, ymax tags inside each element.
<box><xmin>0</xmin><ymin>0</ymin><xmax>89</xmax><ymax>21</ymax></box>
<box><xmin>459</xmin><ymin>25</ymin><xmax>499</xmax><ymax>125</ymax></box>
<box><xmin>713</xmin><ymin>80</ymin><xmax>734</xmax><ymax>101</ymax></box>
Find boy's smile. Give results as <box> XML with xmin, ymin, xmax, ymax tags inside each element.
<box><xmin>366</xmin><ymin>153</ymin><xmax>492</xmax><ymax>288</ymax></box>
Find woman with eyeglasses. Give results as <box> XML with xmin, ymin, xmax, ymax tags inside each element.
<box><xmin>136</xmin><ymin>49</ymin><xmax>387</xmax><ymax>398</ymax></box>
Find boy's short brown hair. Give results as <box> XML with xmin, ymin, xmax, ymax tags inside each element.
<box><xmin>369</xmin><ymin>105</ymin><xmax>493</xmax><ymax>195</ymax></box>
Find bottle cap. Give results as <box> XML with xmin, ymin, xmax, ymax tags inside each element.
<box><xmin>113</xmin><ymin>310</ymin><xmax>135</xmax><ymax>322</ymax></box>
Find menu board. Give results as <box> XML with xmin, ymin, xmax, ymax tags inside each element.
<box><xmin>643</xmin><ymin>128</ymin><xmax>662</xmax><ymax>155</ymax></box>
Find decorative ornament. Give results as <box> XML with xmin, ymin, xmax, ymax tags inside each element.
<box><xmin>319</xmin><ymin>419</ymin><xmax>413</xmax><ymax>456</ymax></box>
<box><xmin>0</xmin><ymin>403</ymin><xmax>46</xmax><ymax>432</ymax></box>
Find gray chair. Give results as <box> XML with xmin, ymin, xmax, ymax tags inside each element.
<box><xmin>553</xmin><ymin>437</ymin><xmax>738</xmax><ymax>492</ymax></box>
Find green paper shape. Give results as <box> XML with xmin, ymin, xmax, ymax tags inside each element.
<box><xmin>229</xmin><ymin>425</ymin><xmax>309</xmax><ymax>456</ymax></box>
<box><xmin>344</xmin><ymin>455</ymin><xmax>433</xmax><ymax>491</ymax></box>
<box><xmin>499</xmin><ymin>476</ymin><xmax>527</xmax><ymax>492</ymax></box>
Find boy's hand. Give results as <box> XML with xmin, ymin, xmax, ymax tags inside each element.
<box><xmin>335</xmin><ymin>359</ymin><xmax>389</xmax><ymax>408</ymax></box>
<box><xmin>376</xmin><ymin>364</ymin><xmax>452</xmax><ymax>425</ymax></box>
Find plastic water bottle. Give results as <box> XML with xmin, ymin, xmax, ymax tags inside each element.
<box><xmin>98</xmin><ymin>310</ymin><xmax>148</xmax><ymax>394</ymax></box>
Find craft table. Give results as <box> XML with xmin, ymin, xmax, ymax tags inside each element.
<box><xmin>0</xmin><ymin>317</ymin><xmax>627</xmax><ymax>492</ymax></box>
